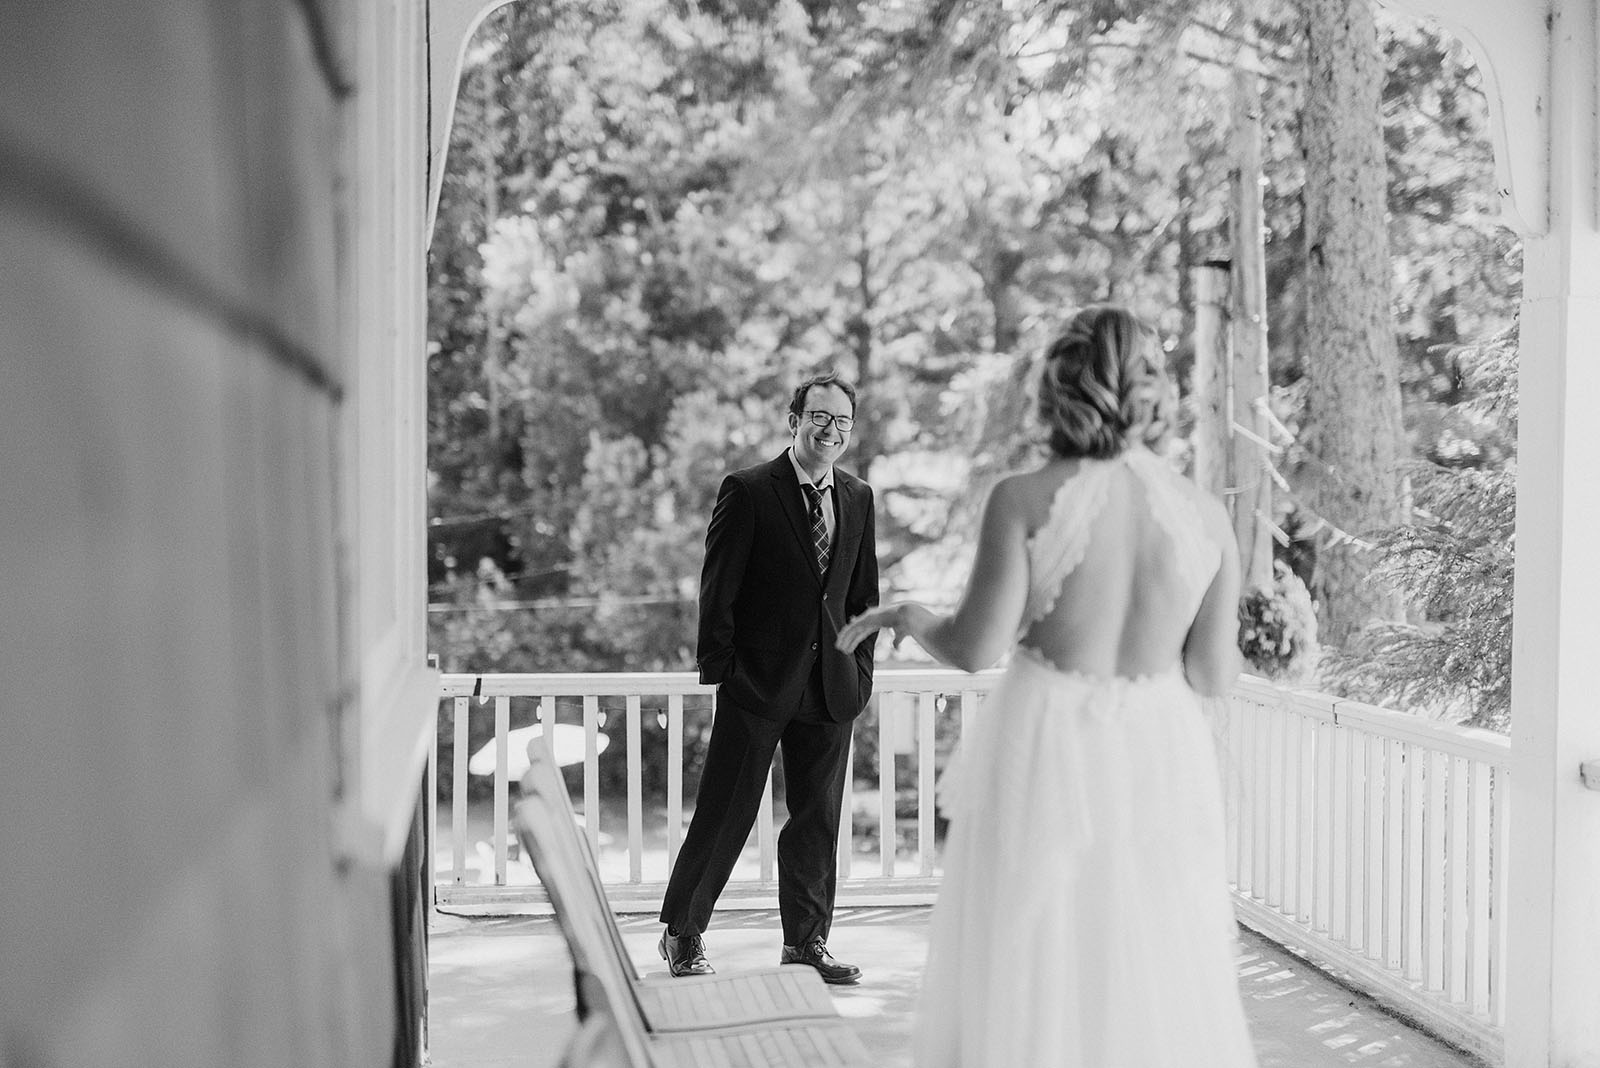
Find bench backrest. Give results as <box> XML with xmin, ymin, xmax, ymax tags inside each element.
<box><xmin>517</xmin><ymin>738</ymin><xmax>644</xmax><ymax>980</ymax></box>
<box><xmin>513</xmin><ymin>775</ymin><xmax>654</xmax><ymax>1067</ymax></box>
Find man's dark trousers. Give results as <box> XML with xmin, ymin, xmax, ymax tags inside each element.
<box><xmin>658</xmin><ymin>673</ymin><xmax>850</xmax><ymax>947</ymax></box>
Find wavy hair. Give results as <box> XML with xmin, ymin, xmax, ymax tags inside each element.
<box><xmin>1036</xmin><ymin>305</ymin><xmax>1175</xmax><ymax>458</ymax></box>
<box><xmin>789</xmin><ymin>371</ymin><xmax>857</xmax><ymax>417</ymax></box>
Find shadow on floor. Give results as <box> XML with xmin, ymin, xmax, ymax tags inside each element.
<box><xmin>425</xmin><ymin>906</ymin><xmax>1488</xmax><ymax>1068</ymax></box>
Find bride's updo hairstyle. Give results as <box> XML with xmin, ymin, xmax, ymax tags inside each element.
<box><xmin>1037</xmin><ymin>305</ymin><xmax>1174</xmax><ymax>459</ymax></box>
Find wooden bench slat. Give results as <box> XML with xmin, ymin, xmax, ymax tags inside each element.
<box><xmin>648</xmin><ymin>1020</ymin><xmax>869</xmax><ymax>1068</ymax></box>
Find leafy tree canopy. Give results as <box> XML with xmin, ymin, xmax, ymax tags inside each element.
<box><xmin>428</xmin><ymin>0</ymin><xmax>1519</xmax><ymax>731</ymax></box>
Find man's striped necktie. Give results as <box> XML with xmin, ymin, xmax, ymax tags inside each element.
<box><xmin>802</xmin><ymin>483</ymin><xmax>830</xmax><ymax>575</ymax></box>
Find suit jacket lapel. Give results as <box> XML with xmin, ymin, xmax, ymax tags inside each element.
<box><xmin>771</xmin><ymin>453</ymin><xmax>825</xmax><ymax>586</ymax></box>
<box><xmin>826</xmin><ymin>475</ymin><xmax>858</xmax><ymax>593</ymax></box>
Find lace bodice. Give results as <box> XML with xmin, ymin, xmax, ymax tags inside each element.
<box><xmin>1018</xmin><ymin>448</ymin><xmax>1221</xmax><ymax>638</ymax></box>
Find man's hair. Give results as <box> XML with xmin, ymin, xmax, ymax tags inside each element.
<box><xmin>788</xmin><ymin>371</ymin><xmax>858</xmax><ymax>417</ymax></box>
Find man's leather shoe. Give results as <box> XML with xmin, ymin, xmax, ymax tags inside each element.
<box><xmin>658</xmin><ymin>929</ymin><xmax>714</xmax><ymax>977</ymax></box>
<box><xmin>780</xmin><ymin>938</ymin><xmax>861</xmax><ymax>984</ymax></box>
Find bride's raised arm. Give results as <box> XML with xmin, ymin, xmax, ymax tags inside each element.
<box><xmin>835</xmin><ymin>478</ymin><xmax>1031</xmax><ymax>673</ymax></box>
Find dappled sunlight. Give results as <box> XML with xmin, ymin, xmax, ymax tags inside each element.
<box><xmin>427</xmin><ymin>907</ymin><xmax>1485</xmax><ymax>1068</ymax></box>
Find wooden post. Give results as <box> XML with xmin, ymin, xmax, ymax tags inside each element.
<box><xmin>1230</xmin><ymin>43</ymin><xmax>1273</xmax><ymax>592</ymax></box>
<box><xmin>1504</xmin><ymin>3</ymin><xmax>1600</xmax><ymax>1063</ymax></box>
<box><xmin>1192</xmin><ymin>261</ymin><xmax>1233</xmax><ymax>504</ymax></box>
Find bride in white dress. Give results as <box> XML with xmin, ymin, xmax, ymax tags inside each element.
<box><xmin>836</xmin><ymin>306</ymin><xmax>1258</xmax><ymax>1067</ymax></box>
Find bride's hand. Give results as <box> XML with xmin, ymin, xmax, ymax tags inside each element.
<box><xmin>836</xmin><ymin>605</ymin><xmax>905</xmax><ymax>653</ymax></box>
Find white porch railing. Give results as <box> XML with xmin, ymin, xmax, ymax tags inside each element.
<box><xmin>1221</xmin><ymin>677</ymin><xmax>1509</xmax><ymax>1062</ymax></box>
<box><xmin>431</xmin><ymin>669</ymin><xmax>994</xmax><ymax>909</ymax></box>
<box><xmin>431</xmin><ymin>668</ymin><xmax>1508</xmax><ymax>1059</ymax></box>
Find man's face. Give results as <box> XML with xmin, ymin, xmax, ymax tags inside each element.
<box><xmin>789</xmin><ymin>384</ymin><xmax>854</xmax><ymax>471</ymax></box>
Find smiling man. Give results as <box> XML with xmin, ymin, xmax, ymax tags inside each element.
<box><xmin>657</xmin><ymin>371</ymin><xmax>880</xmax><ymax>985</ymax></box>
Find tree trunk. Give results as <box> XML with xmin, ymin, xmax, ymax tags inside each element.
<box><xmin>1175</xmin><ymin>163</ymin><xmax>1198</xmax><ymax>375</ymax></box>
<box><xmin>983</xmin><ymin>241</ymin><xmax>1025</xmax><ymax>354</ymax></box>
<box><xmin>1230</xmin><ymin>51</ymin><xmax>1273</xmax><ymax>592</ymax></box>
<box><xmin>1192</xmin><ymin>262</ymin><xmax>1232</xmax><ymax>503</ymax></box>
<box><xmin>1298</xmin><ymin>0</ymin><xmax>1407</xmax><ymax>647</ymax></box>
<box><xmin>850</xmin><ymin>228</ymin><xmax>878</xmax><ymax>482</ymax></box>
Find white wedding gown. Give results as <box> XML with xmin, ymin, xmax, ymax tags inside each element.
<box><xmin>913</xmin><ymin>449</ymin><xmax>1258</xmax><ymax>1068</ymax></box>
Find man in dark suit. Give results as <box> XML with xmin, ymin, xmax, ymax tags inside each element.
<box><xmin>657</xmin><ymin>371</ymin><xmax>879</xmax><ymax>985</ymax></box>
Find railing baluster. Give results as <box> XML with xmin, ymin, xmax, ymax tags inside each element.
<box><xmin>667</xmin><ymin>694</ymin><xmax>684</xmax><ymax>871</ymax></box>
<box><xmin>1441</xmin><ymin>751</ymin><xmax>1457</xmax><ymax>997</ymax></box>
<box><xmin>1447</xmin><ymin>754</ymin><xmax>1471</xmax><ymax>1004</ymax></box>
<box><xmin>917</xmin><ymin>692</ymin><xmax>936</xmax><ymax>877</ymax></box>
<box><xmin>1238</xmin><ymin>699</ymin><xmax>1256</xmax><ymax>897</ymax></box>
<box><xmin>538</xmin><ymin>695</ymin><xmax>555</xmax><ymax>760</ymax></box>
<box><xmin>1490</xmin><ymin>763</ymin><xmax>1509</xmax><ymax>1025</ymax></box>
<box><xmin>452</xmin><ymin>696</ymin><xmax>469</xmax><ymax>885</ymax></box>
<box><xmin>957</xmin><ymin>690</ymin><xmax>976</xmax><ymax>873</ymax></box>
<box><xmin>1354</xmin><ymin>728</ymin><xmax>1369</xmax><ymax>949</ymax></box>
<box><xmin>1365</xmin><ymin>731</ymin><xmax>1385</xmax><ymax>957</ymax></box>
<box><xmin>1384</xmin><ymin>738</ymin><xmax>1404</xmax><ymax>970</ymax></box>
<box><xmin>493</xmin><ymin>694</ymin><xmax>510</xmax><ymax>885</ymax></box>
<box><xmin>537</xmin><ymin>695</ymin><xmax>556</xmax><ymax>875</ymax></box>
<box><xmin>1404</xmin><ymin>740</ymin><xmax>1425</xmax><ymax>982</ymax></box>
<box><xmin>1280</xmin><ymin>708</ymin><xmax>1299</xmax><ymax>918</ymax></box>
<box><xmin>583</xmin><ymin>694</ymin><xmax>601</xmax><ymax>854</ymax></box>
<box><xmin>1254</xmin><ymin>699</ymin><xmax>1271</xmax><ymax>897</ymax></box>
<box><xmin>880</xmin><ymin>693</ymin><xmax>896</xmax><ymax>878</ymax></box>
<box><xmin>1314</xmin><ymin>717</ymin><xmax>1335</xmax><ymax>934</ymax></box>
<box><xmin>1433</xmin><ymin>751</ymin><xmax>1459</xmax><ymax>991</ymax></box>
<box><xmin>1296</xmin><ymin>714</ymin><xmax>1317</xmax><ymax>926</ymax></box>
<box><xmin>1349</xmin><ymin>730</ymin><xmax>1363</xmax><ymax>951</ymax></box>
<box><xmin>1330</xmin><ymin>722</ymin><xmax>1351</xmax><ymax>942</ymax></box>
<box><xmin>626</xmin><ymin>695</ymin><xmax>642</xmax><ymax>883</ymax></box>
<box><xmin>1266</xmin><ymin>700</ymin><xmax>1285</xmax><ymax>909</ymax></box>
<box><xmin>1350</xmin><ymin>731</ymin><xmax>1367</xmax><ymax>953</ymax></box>
<box><xmin>1468</xmin><ymin>760</ymin><xmax>1492</xmax><ymax>1017</ymax></box>
<box><xmin>1235</xmin><ymin>697</ymin><xmax>1248</xmax><ymax>888</ymax></box>
<box><xmin>427</xmin><ymin>701</ymin><xmax>438</xmax><ymax>901</ymax></box>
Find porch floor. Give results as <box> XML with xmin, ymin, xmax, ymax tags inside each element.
<box><xmin>426</xmin><ymin>905</ymin><xmax>1488</xmax><ymax>1068</ymax></box>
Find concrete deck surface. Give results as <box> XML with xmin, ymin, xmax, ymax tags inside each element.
<box><xmin>426</xmin><ymin>906</ymin><xmax>1487</xmax><ymax>1068</ymax></box>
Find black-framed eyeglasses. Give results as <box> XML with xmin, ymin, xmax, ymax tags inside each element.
<box><xmin>801</xmin><ymin>411</ymin><xmax>855</xmax><ymax>432</ymax></box>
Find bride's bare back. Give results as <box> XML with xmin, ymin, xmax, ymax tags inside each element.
<box><xmin>895</xmin><ymin>448</ymin><xmax>1241</xmax><ymax>695</ymax></box>
<box><xmin>1012</xmin><ymin>450</ymin><xmax>1239</xmax><ymax>689</ymax></box>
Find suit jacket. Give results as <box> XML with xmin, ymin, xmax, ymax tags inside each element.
<box><xmin>696</xmin><ymin>450</ymin><xmax>879</xmax><ymax>722</ymax></box>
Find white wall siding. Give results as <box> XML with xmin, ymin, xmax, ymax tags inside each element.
<box><xmin>0</xmin><ymin>2</ymin><xmax>431</xmax><ymax>1065</ymax></box>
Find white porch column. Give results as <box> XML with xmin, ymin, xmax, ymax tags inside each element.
<box><xmin>1503</xmin><ymin>1</ymin><xmax>1600</xmax><ymax>1065</ymax></box>
<box><xmin>1384</xmin><ymin>0</ymin><xmax>1600</xmax><ymax>1062</ymax></box>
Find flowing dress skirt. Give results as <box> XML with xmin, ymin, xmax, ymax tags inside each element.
<box><xmin>913</xmin><ymin>651</ymin><xmax>1258</xmax><ymax>1068</ymax></box>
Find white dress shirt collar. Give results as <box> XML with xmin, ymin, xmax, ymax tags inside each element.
<box><xmin>788</xmin><ymin>448</ymin><xmax>834</xmax><ymax>493</ymax></box>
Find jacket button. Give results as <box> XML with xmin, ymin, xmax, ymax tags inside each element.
<box><xmin>810</xmin><ymin>643</ymin><xmax>819</xmax><ymax>651</ymax></box>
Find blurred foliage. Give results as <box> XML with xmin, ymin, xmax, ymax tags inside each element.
<box><xmin>1324</xmin><ymin>329</ymin><xmax>1517</xmax><ymax>730</ymax></box>
<box><xmin>426</xmin><ymin>0</ymin><xmax>1522</xmax><ymax>789</ymax></box>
